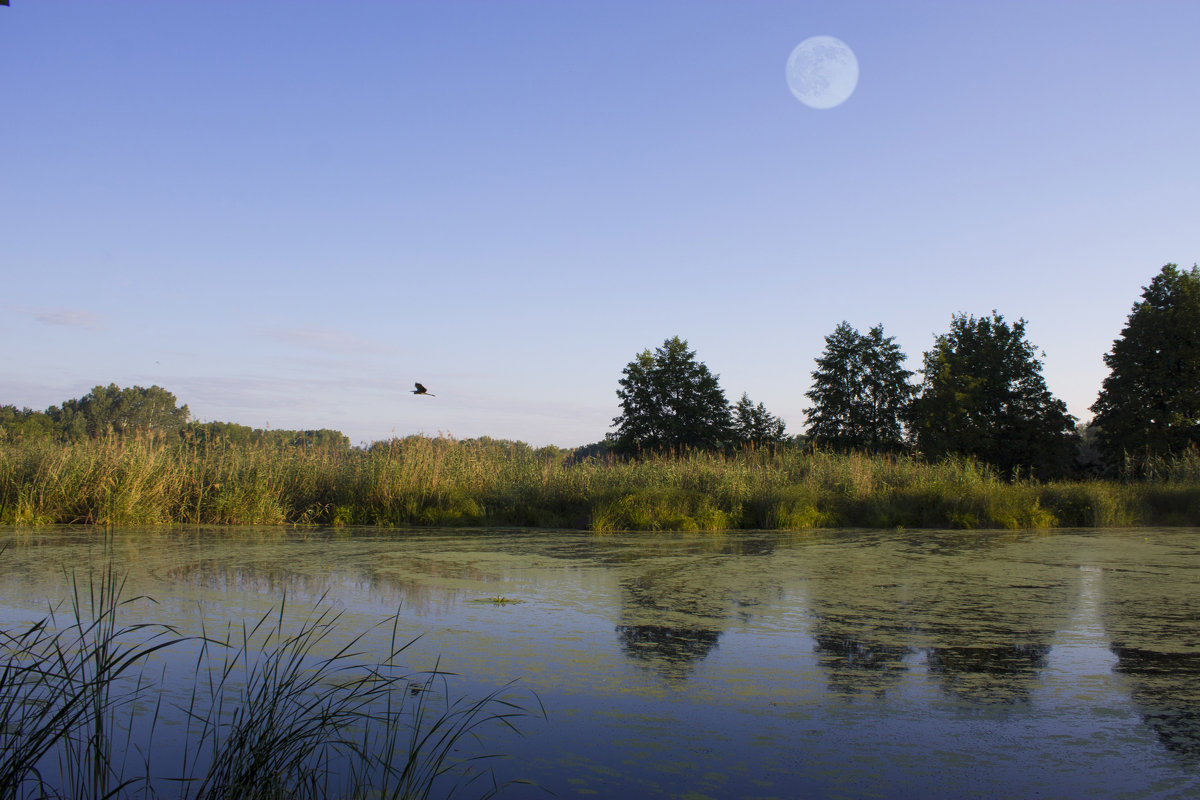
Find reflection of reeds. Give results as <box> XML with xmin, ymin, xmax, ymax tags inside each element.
<box><xmin>0</xmin><ymin>552</ymin><xmax>540</xmax><ymax>800</ymax></box>
<box><xmin>1</xmin><ymin>434</ymin><xmax>1198</xmax><ymax>530</ymax></box>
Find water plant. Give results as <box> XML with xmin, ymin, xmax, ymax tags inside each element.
<box><xmin>1</xmin><ymin>433</ymin><xmax>1199</xmax><ymax>530</ymax></box>
<box><xmin>0</xmin><ymin>560</ymin><xmax>180</xmax><ymax>800</ymax></box>
<box><xmin>0</xmin><ymin>555</ymin><xmax>541</xmax><ymax>800</ymax></box>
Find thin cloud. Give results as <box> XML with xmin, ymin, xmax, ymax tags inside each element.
<box><xmin>15</xmin><ymin>307</ymin><xmax>105</xmax><ymax>331</ymax></box>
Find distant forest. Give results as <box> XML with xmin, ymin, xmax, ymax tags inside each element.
<box><xmin>0</xmin><ymin>382</ymin><xmax>569</xmax><ymax>459</ymax></box>
<box><xmin>0</xmin><ymin>383</ymin><xmax>354</xmax><ymax>452</ymax></box>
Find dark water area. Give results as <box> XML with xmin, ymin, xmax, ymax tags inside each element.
<box><xmin>2</xmin><ymin>526</ymin><xmax>1199</xmax><ymax>799</ymax></box>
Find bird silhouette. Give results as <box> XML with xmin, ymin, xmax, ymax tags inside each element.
<box><xmin>412</xmin><ymin>382</ymin><xmax>435</xmax><ymax>396</ymax></box>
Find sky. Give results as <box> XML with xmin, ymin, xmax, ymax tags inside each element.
<box><xmin>2</xmin><ymin>1</ymin><xmax>1198</xmax><ymax>448</ymax></box>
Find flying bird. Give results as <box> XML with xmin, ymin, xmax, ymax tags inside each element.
<box><xmin>412</xmin><ymin>382</ymin><xmax>435</xmax><ymax>396</ymax></box>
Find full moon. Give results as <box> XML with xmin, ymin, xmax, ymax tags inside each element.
<box><xmin>786</xmin><ymin>35</ymin><xmax>859</xmax><ymax>109</ymax></box>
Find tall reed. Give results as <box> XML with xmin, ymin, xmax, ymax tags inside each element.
<box><xmin>2</xmin><ymin>434</ymin><xmax>1198</xmax><ymax>530</ymax></box>
<box><xmin>0</xmin><ymin>553</ymin><xmax>540</xmax><ymax>800</ymax></box>
<box><xmin>0</xmin><ymin>559</ymin><xmax>180</xmax><ymax>799</ymax></box>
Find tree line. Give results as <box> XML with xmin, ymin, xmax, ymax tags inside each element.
<box><xmin>0</xmin><ymin>383</ymin><xmax>350</xmax><ymax>452</ymax></box>
<box><xmin>3</xmin><ymin>264</ymin><xmax>1196</xmax><ymax>480</ymax></box>
<box><xmin>610</xmin><ymin>264</ymin><xmax>1200</xmax><ymax>479</ymax></box>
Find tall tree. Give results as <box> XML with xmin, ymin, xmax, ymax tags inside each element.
<box><xmin>907</xmin><ymin>312</ymin><xmax>1078</xmax><ymax>478</ymax></box>
<box><xmin>804</xmin><ymin>322</ymin><xmax>914</xmax><ymax>452</ymax></box>
<box><xmin>1091</xmin><ymin>264</ymin><xmax>1200</xmax><ymax>466</ymax></box>
<box><xmin>51</xmin><ymin>384</ymin><xmax>190</xmax><ymax>439</ymax></box>
<box><xmin>612</xmin><ymin>336</ymin><xmax>733</xmax><ymax>454</ymax></box>
<box><xmin>732</xmin><ymin>393</ymin><xmax>788</xmax><ymax>447</ymax></box>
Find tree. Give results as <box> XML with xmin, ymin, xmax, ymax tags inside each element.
<box><xmin>907</xmin><ymin>312</ymin><xmax>1078</xmax><ymax>478</ymax></box>
<box><xmin>612</xmin><ymin>336</ymin><xmax>733</xmax><ymax>454</ymax></box>
<box><xmin>51</xmin><ymin>384</ymin><xmax>190</xmax><ymax>440</ymax></box>
<box><xmin>804</xmin><ymin>322</ymin><xmax>914</xmax><ymax>452</ymax></box>
<box><xmin>0</xmin><ymin>405</ymin><xmax>56</xmax><ymax>442</ymax></box>
<box><xmin>290</xmin><ymin>428</ymin><xmax>351</xmax><ymax>452</ymax></box>
<box><xmin>1091</xmin><ymin>264</ymin><xmax>1200</xmax><ymax>467</ymax></box>
<box><xmin>732</xmin><ymin>393</ymin><xmax>787</xmax><ymax>448</ymax></box>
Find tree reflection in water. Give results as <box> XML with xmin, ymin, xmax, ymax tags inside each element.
<box><xmin>1097</xmin><ymin>532</ymin><xmax>1200</xmax><ymax>768</ymax></box>
<box><xmin>615</xmin><ymin>624</ymin><xmax>722</xmax><ymax>681</ymax></box>
<box><xmin>1110</xmin><ymin>646</ymin><xmax>1200</xmax><ymax>760</ymax></box>
<box><xmin>5</xmin><ymin>526</ymin><xmax>1200</xmax><ymax>790</ymax></box>
<box><xmin>811</xmin><ymin>621</ymin><xmax>911</xmax><ymax>697</ymax></box>
<box><xmin>925</xmin><ymin>643</ymin><xmax>1052</xmax><ymax>704</ymax></box>
<box><xmin>612</xmin><ymin>534</ymin><xmax>784</xmax><ymax>680</ymax></box>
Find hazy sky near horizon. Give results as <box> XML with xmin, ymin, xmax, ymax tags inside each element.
<box><xmin>3</xmin><ymin>1</ymin><xmax>1198</xmax><ymax>447</ymax></box>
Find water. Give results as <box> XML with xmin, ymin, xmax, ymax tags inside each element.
<box><xmin>2</xmin><ymin>526</ymin><xmax>1199</xmax><ymax>798</ymax></box>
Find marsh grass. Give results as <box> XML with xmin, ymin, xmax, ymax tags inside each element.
<box><xmin>1</xmin><ymin>434</ymin><xmax>1198</xmax><ymax>530</ymax></box>
<box><xmin>0</xmin><ymin>560</ymin><xmax>180</xmax><ymax>800</ymax></box>
<box><xmin>0</xmin><ymin>552</ymin><xmax>541</xmax><ymax>800</ymax></box>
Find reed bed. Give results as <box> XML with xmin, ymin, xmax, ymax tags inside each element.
<box><xmin>0</xmin><ymin>555</ymin><xmax>540</xmax><ymax>800</ymax></box>
<box><xmin>1</xmin><ymin>434</ymin><xmax>1198</xmax><ymax>530</ymax></box>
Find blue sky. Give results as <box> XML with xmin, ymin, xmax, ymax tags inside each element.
<box><xmin>3</xmin><ymin>1</ymin><xmax>1197</xmax><ymax>447</ymax></box>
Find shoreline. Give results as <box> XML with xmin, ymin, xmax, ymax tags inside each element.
<box><xmin>3</xmin><ymin>435</ymin><xmax>1198</xmax><ymax>530</ymax></box>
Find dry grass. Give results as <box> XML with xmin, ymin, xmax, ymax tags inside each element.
<box><xmin>2</xmin><ymin>434</ymin><xmax>1198</xmax><ymax>530</ymax></box>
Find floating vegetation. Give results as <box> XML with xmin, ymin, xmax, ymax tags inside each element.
<box><xmin>470</xmin><ymin>596</ymin><xmax>523</xmax><ymax>606</ymax></box>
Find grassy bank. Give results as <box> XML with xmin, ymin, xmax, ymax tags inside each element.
<box><xmin>1</xmin><ymin>435</ymin><xmax>1198</xmax><ymax>530</ymax></box>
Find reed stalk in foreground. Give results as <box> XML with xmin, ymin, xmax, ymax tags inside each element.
<box><xmin>0</xmin><ymin>554</ymin><xmax>541</xmax><ymax>800</ymax></box>
<box><xmin>0</xmin><ymin>558</ymin><xmax>181</xmax><ymax>800</ymax></box>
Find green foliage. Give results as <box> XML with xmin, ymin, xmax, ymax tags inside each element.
<box><xmin>592</xmin><ymin>487</ymin><xmax>733</xmax><ymax>532</ymax></box>
<box><xmin>731</xmin><ymin>393</ymin><xmax>787</xmax><ymax>448</ymax></box>
<box><xmin>1091</xmin><ymin>264</ymin><xmax>1200</xmax><ymax>471</ymax></box>
<box><xmin>1</xmin><ymin>434</ymin><xmax>1198</xmax><ymax>530</ymax></box>
<box><xmin>52</xmin><ymin>384</ymin><xmax>190</xmax><ymax>440</ymax></box>
<box><xmin>804</xmin><ymin>322</ymin><xmax>914</xmax><ymax>452</ymax></box>
<box><xmin>742</xmin><ymin>486</ymin><xmax>831</xmax><ymax>529</ymax></box>
<box><xmin>611</xmin><ymin>336</ymin><xmax>733</xmax><ymax>454</ymax></box>
<box><xmin>1037</xmin><ymin>483</ymin><xmax>1135</xmax><ymax>527</ymax></box>
<box><xmin>907</xmin><ymin>312</ymin><xmax>1079</xmax><ymax>479</ymax></box>
<box><xmin>0</xmin><ymin>406</ymin><xmax>56</xmax><ymax>442</ymax></box>
<box><xmin>186</xmin><ymin>422</ymin><xmax>351</xmax><ymax>453</ymax></box>
<box><xmin>0</xmin><ymin>386</ymin><xmax>352</xmax><ymax>471</ymax></box>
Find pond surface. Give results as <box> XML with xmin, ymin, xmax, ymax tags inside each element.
<box><xmin>2</xmin><ymin>526</ymin><xmax>1199</xmax><ymax>799</ymax></box>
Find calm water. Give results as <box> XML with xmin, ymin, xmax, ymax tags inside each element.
<box><xmin>2</xmin><ymin>526</ymin><xmax>1199</xmax><ymax>799</ymax></box>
